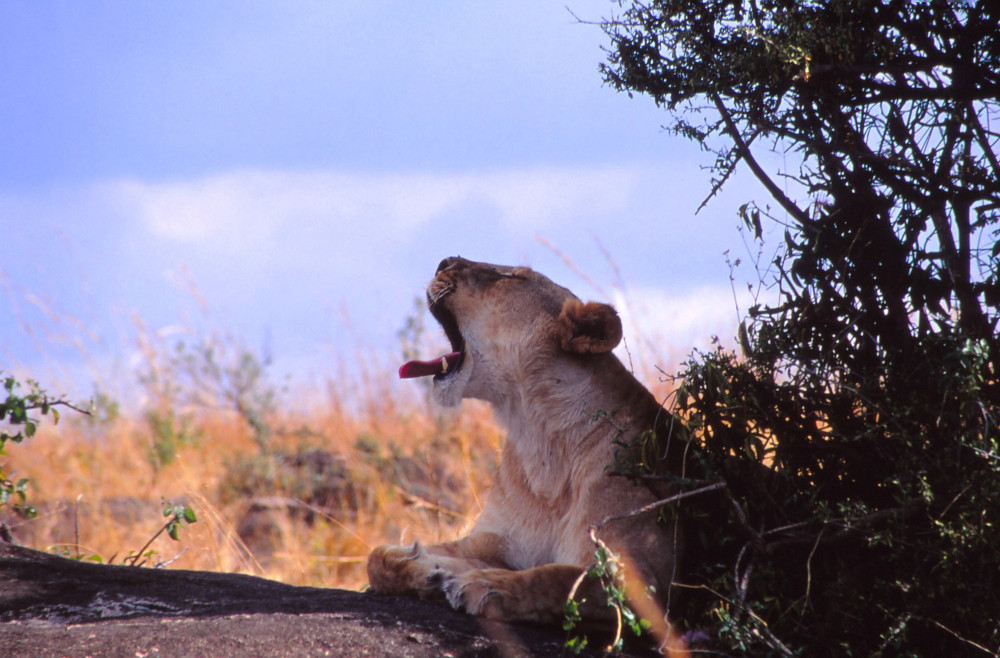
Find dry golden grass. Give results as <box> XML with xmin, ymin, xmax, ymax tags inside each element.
<box><xmin>4</xmin><ymin>364</ymin><xmax>508</xmax><ymax>591</ymax></box>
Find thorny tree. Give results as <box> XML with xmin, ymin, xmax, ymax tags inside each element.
<box><xmin>600</xmin><ymin>1</ymin><xmax>1000</xmax><ymax>655</ymax></box>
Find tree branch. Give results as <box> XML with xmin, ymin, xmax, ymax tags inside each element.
<box><xmin>591</xmin><ymin>480</ymin><xmax>727</xmax><ymax>533</ymax></box>
<box><xmin>968</xmin><ymin>105</ymin><xmax>1000</xmax><ymax>189</ymax></box>
<box><xmin>710</xmin><ymin>93</ymin><xmax>817</xmax><ymax>233</ymax></box>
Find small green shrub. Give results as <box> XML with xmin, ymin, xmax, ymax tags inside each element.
<box><xmin>1</xmin><ymin>374</ymin><xmax>88</xmax><ymax>528</ymax></box>
<box><xmin>122</xmin><ymin>498</ymin><xmax>198</xmax><ymax>567</ymax></box>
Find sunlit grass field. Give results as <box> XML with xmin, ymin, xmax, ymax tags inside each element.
<box><xmin>3</xmin><ymin>349</ymin><xmax>500</xmax><ymax>590</ymax></box>
<box><xmin>2</xmin><ymin>295</ymin><xmax>680</xmax><ymax>592</ymax></box>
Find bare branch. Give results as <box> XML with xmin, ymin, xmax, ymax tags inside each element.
<box><xmin>925</xmin><ymin>618</ymin><xmax>1000</xmax><ymax>657</ymax></box>
<box><xmin>591</xmin><ymin>480</ymin><xmax>727</xmax><ymax>533</ymax></box>
<box><xmin>711</xmin><ymin>93</ymin><xmax>816</xmax><ymax>232</ymax></box>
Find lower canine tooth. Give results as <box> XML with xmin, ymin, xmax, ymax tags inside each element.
<box><xmin>441</xmin><ymin>356</ymin><xmax>449</xmax><ymax>373</ymax></box>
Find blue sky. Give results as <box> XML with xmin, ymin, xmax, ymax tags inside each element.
<box><xmin>0</xmin><ymin>1</ymin><xmax>768</xmax><ymax>401</ymax></box>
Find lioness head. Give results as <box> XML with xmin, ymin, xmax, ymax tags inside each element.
<box><xmin>399</xmin><ymin>257</ymin><xmax>624</xmax><ymax>408</ymax></box>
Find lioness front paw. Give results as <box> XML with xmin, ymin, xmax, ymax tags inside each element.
<box><xmin>366</xmin><ymin>542</ymin><xmax>447</xmax><ymax>598</ymax></box>
<box><xmin>441</xmin><ymin>570</ymin><xmax>506</xmax><ymax>619</ymax></box>
<box><xmin>441</xmin><ymin>566</ymin><xmax>583</xmax><ymax>624</ymax></box>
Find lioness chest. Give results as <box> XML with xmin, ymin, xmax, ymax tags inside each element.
<box><xmin>474</xmin><ymin>442</ymin><xmax>630</xmax><ymax>570</ymax></box>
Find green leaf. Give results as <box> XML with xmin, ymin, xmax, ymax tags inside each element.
<box><xmin>565</xmin><ymin>635</ymin><xmax>588</xmax><ymax>654</ymax></box>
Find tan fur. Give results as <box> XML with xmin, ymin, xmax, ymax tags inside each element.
<box><xmin>367</xmin><ymin>257</ymin><xmax>690</xmax><ymax>631</ymax></box>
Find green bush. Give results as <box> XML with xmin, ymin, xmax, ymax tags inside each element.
<box><xmin>600</xmin><ymin>0</ymin><xmax>1000</xmax><ymax>653</ymax></box>
<box><xmin>648</xmin><ymin>342</ymin><xmax>1000</xmax><ymax>656</ymax></box>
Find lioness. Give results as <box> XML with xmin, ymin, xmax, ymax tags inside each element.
<box><xmin>367</xmin><ymin>257</ymin><xmax>692</xmax><ymax>633</ymax></box>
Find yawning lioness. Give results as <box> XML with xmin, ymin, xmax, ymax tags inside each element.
<box><xmin>367</xmin><ymin>257</ymin><xmax>692</xmax><ymax>633</ymax></box>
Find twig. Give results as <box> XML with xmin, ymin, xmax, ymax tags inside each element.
<box><xmin>726</xmin><ymin>490</ymin><xmax>763</xmax><ymax>548</ymax></box>
<box><xmin>591</xmin><ymin>480</ymin><xmax>727</xmax><ymax>533</ymax></box>
<box><xmin>583</xmin><ymin>530</ymin><xmax>626</xmax><ymax>653</ymax></box>
<box><xmin>710</xmin><ymin>93</ymin><xmax>816</xmax><ymax>233</ymax></box>
<box><xmin>305</xmin><ymin>555</ymin><xmax>368</xmax><ymax>564</ymax></box>
<box><xmin>669</xmin><ymin>582</ymin><xmax>797</xmax><ymax>657</ymax></box>
<box><xmin>155</xmin><ymin>548</ymin><xmax>188</xmax><ymax>568</ymax></box>
<box><xmin>398</xmin><ymin>491</ymin><xmax>466</xmax><ymax>520</ymax></box>
<box><xmin>126</xmin><ymin>521</ymin><xmax>170</xmax><ymax>567</ymax></box>
<box><xmin>925</xmin><ymin>618</ymin><xmax>999</xmax><ymax>657</ymax></box>
<box><xmin>733</xmin><ymin>542</ymin><xmax>752</xmax><ymax>607</ymax></box>
<box><xmin>25</xmin><ymin>397</ymin><xmax>93</xmax><ymax>418</ymax></box>
<box><xmin>74</xmin><ymin>494</ymin><xmax>82</xmax><ymax>558</ymax></box>
<box><xmin>800</xmin><ymin>527</ymin><xmax>824</xmax><ymax>615</ymax></box>
<box><xmin>534</xmin><ymin>234</ymin><xmax>610</xmax><ymax>300</ymax></box>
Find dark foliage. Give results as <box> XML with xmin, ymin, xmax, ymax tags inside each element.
<box><xmin>601</xmin><ymin>1</ymin><xmax>1000</xmax><ymax>655</ymax></box>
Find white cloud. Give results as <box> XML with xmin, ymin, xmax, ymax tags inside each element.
<box><xmin>2</xmin><ymin>163</ymin><xmax>761</xmax><ymax>391</ymax></box>
<box><xmin>100</xmin><ymin>166</ymin><xmax>650</xmax><ymax>252</ymax></box>
<box><xmin>470</xmin><ymin>167</ymin><xmax>643</xmax><ymax>230</ymax></box>
<box><xmin>614</xmin><ymin>285</ymin><xmax>740</xmax><ymax>351</ymax></box>
<box><xmin>610</xmin><ymin>280</ymin><xmax>782</xmax><ymax>373</ymax></box>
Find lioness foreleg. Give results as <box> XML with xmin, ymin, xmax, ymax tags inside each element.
<box><xmin>443</xmin><ymin>563</ymin><xmax>614</xmax><ymax>625</ymax></box>
<box><xmin>366</xmin><ymin>532</ymin><xmax>506</xmax><ymax>599</ymax></box>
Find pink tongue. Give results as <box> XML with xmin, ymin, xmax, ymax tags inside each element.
<box><xmin>399</xmin><ymin>352</ymin><xmax>461</xmax><ymax>379</ymax></box>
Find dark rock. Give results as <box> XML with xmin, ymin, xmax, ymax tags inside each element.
<box><xmin>0</xmin><ymin>541</ymin><xmax>654</xmax><ymax>657</ymax></box>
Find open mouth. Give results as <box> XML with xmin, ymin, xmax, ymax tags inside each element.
<box><xmin>397</xmin><ymin>301</ymin><xmax>465</xmax><ymax>380</ymax></box>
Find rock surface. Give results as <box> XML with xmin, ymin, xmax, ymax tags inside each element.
<box><xmin>0</xmin><ymin>541</ymin><xmax>653</xmax><ymax>657</ymax></box>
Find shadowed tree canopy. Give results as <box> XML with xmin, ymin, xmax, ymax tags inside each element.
<box><xmin>600</xmin><ymin>1</ymin><xmax>1000</xmax><ymax>655</ymax></box>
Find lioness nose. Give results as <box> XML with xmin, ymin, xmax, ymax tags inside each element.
<box><xmin>436</xmin><ymin>257</ymin><xmax>461</xmax><ymax>274</ymax></box>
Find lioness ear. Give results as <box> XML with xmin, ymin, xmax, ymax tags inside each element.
<box><xmin>557</xmin><ymin>299</ymin><xmax>623</xmax><ymax>354</ymax></box>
